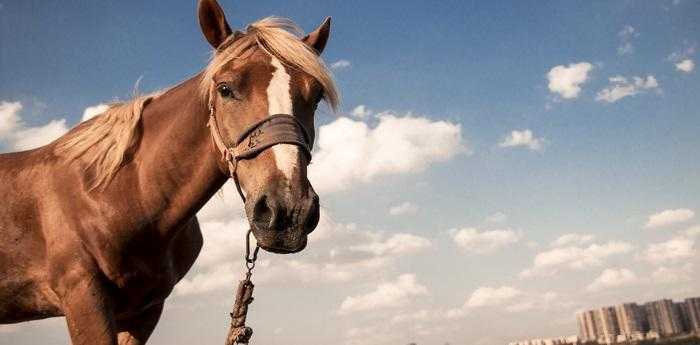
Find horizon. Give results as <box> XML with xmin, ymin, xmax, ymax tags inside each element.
<box><xmin>1</xmin><ymin>1</ymin><xmax>699</xmax><ymax>345</ymax></box>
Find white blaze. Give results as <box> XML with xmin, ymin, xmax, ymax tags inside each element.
<box><xmin>266</xmin><ymin>57</ymin><xmax>300</xmax><ymax>181</ymax></box>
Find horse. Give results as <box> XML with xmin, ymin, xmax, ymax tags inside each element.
<box><xmin>0</xmin><ymin>0</ymin><xmax>339</xmax><ymax>343</ymax></box>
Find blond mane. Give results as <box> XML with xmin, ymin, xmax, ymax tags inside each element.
<box><xmin>54</xmin><ymin>95</ymin><xmax>155</xmax><ymax>189</ymax></box>
<box><xmin>200</xmin><ymin>16</ymin><xmax>340</xmax><ymax>111</ymax></box>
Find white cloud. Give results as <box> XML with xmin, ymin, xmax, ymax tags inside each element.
<box><xmin>645</xmin><ymin>208</ymin><xmax>695</xmax><ymax>228</ymax></box>
<box><xmin>390</xmin><ymin>309</ymin><xmax>435</xmax><ymax>324</ymax></box>
<box><xmin>454</xmin><ymin>288</ymin><xmax>569</xmax><ymax>315</ymax></box>
<box><xmin>350</xmin><ymin>105</ymin><xmax>371</xmax><ymax>118</ymax></box>
<box><xmin>586</xmin><ymin>268</ymin><xmax>637</xmax><ymax>292</ymax></box>
<box><xmin>0</xmin><ymin>101</ymin><xmax>22</xmax><ymax>136</ymax></box>
<box><xmin>175</xmin><ymin>222</ymin><xmax>394</xmax><ymax>296</ymax></box>
<box><xmin>525</xmin><ymin>240</ymin><xmax>539</xmax><ymax>249</ymax></box>
<box><xmin>668</xmin><ymin>45</ymin><xmax>696</xmax><ymax>73</ymax></box>
<box><xmin>547</xmin><ymin>62</ymin><xmax>593</xmax><ymax>99</ymax></box>
<box><xmin>193</xmin><ymin>219</ymin><xmax>248</xmax><ymax>269</ymax></box>
<box><xmin>675</xmin><ymin>59</ymin><xmax>695</xmax><ymax>73</ymax></box>
<box><xmin>174</xmin><ymin>187</ymin><xmax>250</xmax><ymax>296</ymax></box>
<box><xmin>651</xmin><ymin>263</ymin><xmax>693</xmax><ymax>284</ymax></box>
<box><xmin>520</xmin><ymin>241</ymin><xmax>633</xmax><ymax>277</ymax></box>
<box><xmin>388</xmin><ymin>201</ymin><xmax>418</xmax><ymax>216</ymax></box>
<box><xmin>12</xmin><ymin>119</ymin><xmax>69</xmax><ymax>150</ymax></box>
<box><xmin>0</xmin><ymin>100</ymin><xmax>69</xmax><ymax>151</ymax></box>
<box><xmin>258</xmin><ymin>256</ymin><xmax>390</xmax><ymax>286</ymax></box>
<box><xmin>452</xmin><ymin>227</ymin><xmax>521</xmax><ymax>254</ymax></box>
<box><xmin>617</xmin><ymin>25</ymin><xmax>638</xmax><ymax>55</ymax></box>
<box><xmin>643</xmin><ymin>236</ymin><xmax>694</xmax><ymax>264</ymax></box>
<box><xmin>196</xmin><ymin>182</ymin><xmax>246</xmax><ymax>224</ymax></box>
<box><xmin>505</xmin><ymin>301</ymin><xmax>535</xmax><ymax>313</ymax></box>
<box><xmin>686</xmin><ymin>224</ymin><xmax>700</xmax><ymax>237</ymax></box>
<box><xmin>498</xmin><ymin>129</ymin><xmax>544</xmax><ymax>151</ymax></box>
<box><xmin>550</xmin><ymin>233</ymin><xmax>595</xmax><ymax>247</ymax></box>
<box><xmin>505</xmin><ymin>291</ymin><xmax>564</xmax><ymax>313</ymax></box>
<box><xmin>175</xmin><ymin>262</ymin><xmax>240</xmax><ymax>296</ymax></box>
<box><xmin>82</xmin><ymin>103</ymin><xmax>110</xmax><ymax>121</ymax></box>
<box><xmin>445</xmin><ymin>307</ymin><xmax>468</xmax><ymax>319</ymax></box>
<box><xmin>595</xmin><ymin>75</ymin><xmax>660</xmax><ymax>103</ymax></box>
<box><xmin>309</xmin><ymin>113</ymin><xmax>466</xmax><ymax>194</ymax></box>
<box><xmin>330</xmin><ymin>59</ymin><xmax>351</xmax><ymax>70</ymax></box>
<box><xmin>349</xmin><ymin>233</ymin><xmax>431</xmax><ymax>256</ymax></box>
<box><xmin>465</xmin><ymin>286</ymin><xmax>522</xmax><ymax>308</ymax></box>
<box><xmin>176</xmin><ymin>193</ymin><xmax>431</xmax><ymax>296</ymax></box>
<box><xmin>338</xmin><ymin>273</ymin><xmax>428</xmax><ymax>314</ymax></box>
<box><xmin>274</xmin><ymin>224</ymin><xmax>429</xmax><ymax>285</ymax></box>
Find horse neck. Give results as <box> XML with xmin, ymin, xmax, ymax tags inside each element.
<box><xmin>134</xmin><ymin>73</ymin><xmax>228</xmax><ymax>232</ymax></box>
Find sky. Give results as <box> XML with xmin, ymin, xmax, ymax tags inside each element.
<box><xmin>1</xmin><ymin>1</ymin><xmax>699</xmax><ymax>344</ymax></box>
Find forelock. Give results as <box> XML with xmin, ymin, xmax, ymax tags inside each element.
<box><xmin>200</xmin><ymin>16</ymin><xmax>340</xmax><ymax>112</ymax></box>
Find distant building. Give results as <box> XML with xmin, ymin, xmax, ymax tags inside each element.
<box><xmin>577</xmin><ymin>310</ymin><xmax>598</xmax><ymax>342</ymax></box>
<box><xmin>574</xmin><ymin>296</ymin><xmax>700</xmax><ymax>344</ymax></box>
<box><xmin>594</xmin><ymin>306</ymin><xmax>620</xmax><ymax>344</ymax></box>
<box><xmin>644</xmin><ymin>299</ymin><xmax>684</xmax><ymax>336</ymax></box>
<box><xmin>615</xmin><ymin>303</ymin><xmax>647</xmax><ymax>337</ymax></box>
<box><xmin>518</xmin><ymin>296</ymin><xmax>700</xmax><ymax>345</ymax></box>
<box><xmin>686</xmin><ymin>297</ymin><xmax>700</xmax><ymax>333</ymax></box>
<box><xmin>676</xmin><ymin>301</ymin><xmax>691</xmax><ymax>332</ymax></box>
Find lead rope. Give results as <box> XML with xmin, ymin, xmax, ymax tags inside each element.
<box><xmin>208</xmin><ymin>99</ymin><xmax>261</xmax><ymax>345</ymax></box>
<box><xmin>224</xmin><ymin>229</ymin><xmax>260</xmax><ymax>345</ymax></box>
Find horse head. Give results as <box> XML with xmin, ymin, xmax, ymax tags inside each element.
<box><xmin>197</xmin><ymin>0</ymin><xmax>339</xmax><ymax>254</ymax></box>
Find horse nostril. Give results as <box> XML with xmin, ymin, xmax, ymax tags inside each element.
<box><xmin>252</xmin><ymin>195</ymin><xmax>273</xmax><ymax>229</ymax></box>
<box><xmin>252</xmin><ymin>194</ymin><xmax>288</xmax><ymax>231</ymax></box>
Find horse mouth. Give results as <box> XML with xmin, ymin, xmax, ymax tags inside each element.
<box><xmin>255</xmin><ymin>235</ymin><xmax>308</xmax><ymax>254</ymax></box>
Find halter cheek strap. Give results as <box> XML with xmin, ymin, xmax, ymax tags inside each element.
<box><xmin>206</xmin><ymin>99</ymin><xmax>314</xmax><ymax>203</ymax></box>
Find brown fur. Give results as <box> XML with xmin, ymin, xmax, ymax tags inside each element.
<box><xmin>0</xmin><ymin>1</ymin><xmax>336</xmax><ymax>344</ymax></box>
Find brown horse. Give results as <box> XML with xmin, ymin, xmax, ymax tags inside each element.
<box><xmin>0</xmin><ymin>0</ymin><xmax>339</xmax><ymax>344</ymax></box>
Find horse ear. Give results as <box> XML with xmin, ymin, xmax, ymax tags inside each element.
<box><xmin>303</xmin><ymin>17</ymin><xmax>331</xmax><ymax>55</ymax></box>
<box><xmin>198</xmin><ymin>0</ymin><xmax>233</xmax><ymax>48</ymax></box>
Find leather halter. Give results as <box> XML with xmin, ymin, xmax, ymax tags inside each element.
<box><xmin>207</xmin><ymin>96</ymin><xmax>313</xmax><ymax>203</ymax></box>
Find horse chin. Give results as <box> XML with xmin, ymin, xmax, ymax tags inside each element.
<box><xmin>260</xmin><ymin>243</ymin><xmax>305</xmax><ymax>254</ymax></box>
<box><xmin>253</xmin><ymin>229</ymin><xmax>308</xmax><ymax>254</ymax></box>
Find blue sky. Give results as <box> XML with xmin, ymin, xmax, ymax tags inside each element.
<box><xmin>1</xmin><ymin>1</ymin><xmax>699</xmax><ymax>345</ymax></box>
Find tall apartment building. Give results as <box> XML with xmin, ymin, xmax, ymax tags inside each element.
<box><xmin>686</xmin><ymin>297</ymin><xmax>700</xmax><ymax>333</ymax></box>
<box><xmin>644</xmin><ymin>299</ymin><xmax>684</xmax><ymax>336</ymax></box>
<box><xmin>595</xmin><ymin>306</ymin><xmax>620</xmax><ymax>343</ymax></box>
<box><xmin>577</xmin><ymin>310</ymin><xmax>598</xmax><ymax>342</ymax></box>
<box><xmin>677</xmin><ymin>302</ymin><xmax>691</xmax><ymax>332</ymax></box>
<box><xmin>615</xmin><ymin>303</ymin><xmax>647</xmax><ymax>336</ymax></box>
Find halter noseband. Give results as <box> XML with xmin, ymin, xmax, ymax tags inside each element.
<box><xmin>207</xmin><ymin>99</ymin><xmax>313</xmax><ymax>203</ymax></box>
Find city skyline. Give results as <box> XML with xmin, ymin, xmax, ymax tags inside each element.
<box><xmin>510</xmin><ymin>295</ymin><xmax>700</xmax><ymax>345</ymax></box>
<box><xmin>577</xmin><ymin>296</ymin><xmax>700</xmax><ymax>344</ymax></box>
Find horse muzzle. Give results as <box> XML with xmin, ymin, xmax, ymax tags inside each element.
<box><xmin>246</xmin><ymin>186</ymin><xmax>319</xmax><ymax>254</ymax></box>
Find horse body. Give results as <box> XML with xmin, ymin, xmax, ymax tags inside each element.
<box><xmin>0</xmin><ymin>147</ymin><xmax>64</xmax><ymax>322</ymax></box>
<box><xmin>0</xmin><ymin>75</ymin><xmax>215</xmax><ymax>327</ymax></box>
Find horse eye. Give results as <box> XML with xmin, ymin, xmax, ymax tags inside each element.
<box><xmin>217</xmin><ymin>84</ymin><xmax>233</xmax><ymax>98</ymax></box>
